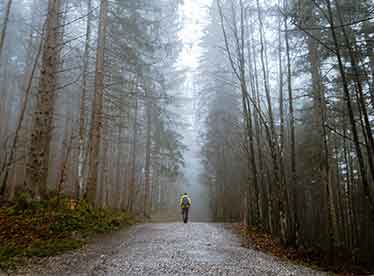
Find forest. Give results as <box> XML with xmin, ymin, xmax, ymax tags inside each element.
<box><xmin>0</xmin><ymin>0</ymin><xmax>185</xmax><ymax>215</ymax></box>
<box><xmin>200</xmin><ymin>0</ymin><xmax>374</xmax><ymax>269</ymax></box>
<box><xmin>1</xmin><ymin>0</ymin><xmax>374</xmax><ymax>273</ymax></box>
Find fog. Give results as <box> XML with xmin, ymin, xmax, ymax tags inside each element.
<box><xmin>2</xmin><ymin>0</ymin><xmax>374</xmax><ymax>267</ymax></box>
<box><xmin>175</xmin><ymin>0</ymin><xmax>213</xmax><ymax>221</ymax></box>
<box><xmin>177</xmin><ymin>76</ymin><xmax>212</xmax><ymax>222</ymax></box>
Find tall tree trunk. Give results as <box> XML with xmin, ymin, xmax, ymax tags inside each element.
<box><xmin>128</xmin><ymin>89</ymin><xmax>138</xmax><ymax>212</ymax></box>
<box><xmin>57</xmin><ymin>125</ymin><xmax>73</xmax><ymax>204</ymax></box>
<box><xmin>115</xmin><ymin>79</ymin><xmax>132</xmax><ymax>209</ymax></box>
<box><xmin>284</xmin><ymin>2</ymin><xmax>299</xmax><ymax>245</ymax></box>
<box><xmin>217</xmin><ymin>0</ymin><xmax>260</xmax><ymax>226</ymax></box>
<box><xmin>250</xmin><ymin>18</ymin><xmax>266</xmax><ymax>228</ymax></box>
<box><xmin>144</xmin><ymin>86</ymin><xmax>152</xmax><ymax>217</ymax></box>
<box><xmin>300</xmin><ymin>0</ymin><xmax>339</xmax><ymax>251</ymax></box>
<box><xmin>0</xmin><ymin>32</ymin><xmax>44</xmax><ymax>195</ymax></box>
<box><xmin>152</xmin><ymin>107</ymin><xmax>161</xmax><ymax>211</ymax></box>
<box><xmin>342</xmin><ymin>120</ymin><xmax>353</xmax><ymax>251</ymax></box>
<box><xmin>115</xmin><ymin>123</ymin><xmax>123</xmax><ymax>209</ymax></box>
<box><xmin>26</xmin><ymin>0</ymin><xmax>61</xmax><ymax>199</ymax></box>
<box><xmin>362</xmin><ymin>1</ymin><xmax>374</xmax><ymax>107</ymax></box>
<box><xmin>326</xmin><ymin>0</ymin><xmax>374</xmax><ymax>215</ymax></box>
<box><xmin>238</xmin><ymin>1</ymin><xmax>259</xmax><ymax>226</ymax></box>
<box><xmin>256</xmin><ymin>0</ymin><xmax>281</xmax><ymax>236</ymax></box>
<box><xmin>78</xmin><ymin>0</ymin><xmax>92</xmax><ymax>199</ymax></box>
<box><xmin>0</xmin><ymin>0</ymin><xmax>12</xmax><ymax>62</ymax></box>
<box><xmin>0</xmin><ymin>25</ymin><xmax>44</xmax><ymax>196</ymax></box>
<box><xmin>277</xmin><ymin>4</ymin><xmax>289</xmax><ymax>243</ymax></box>
<box><xmin>334</xmin><ymin>0</ymin><xmax>374</xmax><ymax>184</ymax></box>
<box><xmin>86</xmin><ymin>0</ymin><xmax>108</xmax><ymax>206</ymax></box>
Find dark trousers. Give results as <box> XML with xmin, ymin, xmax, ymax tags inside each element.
<box><xmin>182</xmin><ymin>207</ymin><xmax>189</xmax><ymax>223</ymax></box>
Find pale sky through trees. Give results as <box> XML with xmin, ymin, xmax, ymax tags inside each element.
<box><xmin>178</xmin><ymin>0</ymin><xmax>212</xmax><ymax>69</ymax></box>
<box><xmin>178</xmin><ymin>0</ymin><xmax>212</xmax><ymax>220</ymax></box>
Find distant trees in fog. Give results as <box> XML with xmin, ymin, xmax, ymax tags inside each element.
<box><xmin>199</xmin><ymin>0</ymin><xmax>374</xmax><ymax>267</ymax></box>
<box><xmin>0</xmin><ymin>0</ymin><xmax>185</xmax><ymax>217</ymax></box>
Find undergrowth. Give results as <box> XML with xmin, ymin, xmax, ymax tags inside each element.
<box><xmin>235</xmin><ymin>224</ymin><xmax>373</xmax><ymax>275</ymax></box>
<box><xmin>0</xmin><ymin>194</ymin><xmax>134</xmax><ymax>270</ymax></box>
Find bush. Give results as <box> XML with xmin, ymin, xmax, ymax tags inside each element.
<box><xmin>11</xmin><ymin>192</ymin><xmax>32</xmax><ymax>213</ymax></box>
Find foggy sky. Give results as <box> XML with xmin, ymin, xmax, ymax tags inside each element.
<box><xmin>177</xmin><ymin>0</ymin><xmax>212</xmax><ymax>221</ymax></box>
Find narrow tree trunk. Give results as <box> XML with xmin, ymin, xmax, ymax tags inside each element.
<box><xmin>277</xmin><ymin>5</ymin><xmax>289</xmax><ymax>243</ymax></box>
<box><xmin>128</xmin><ymin>90</ymin><xmax>138</xmax><ymax>212</ymax></box>
<box><xmin>239</xmin><ymin>1</ymin><xmax>259</xmax><ymax>226</ymax></box>
<box><xmin>256</xmin><ymin>0</ymin><xmax>281</xmax><ymax>236</ymax></box>
<box><xmin>362</xmin><ymin>1</ymin><xmax>374</xmax><ymax>107</ymax></box>
<box><xmin>217</xmin><ymin>0</ymin><xmax>260</xmax><ymax>226</ymax></box>
<box><xmin>334</xmin><ymin>0</ymin><xmax>374</xmax><ymax>185</ymax></box>
<box><xmin>300</xmin><ymin>1</ymin><xmax>339</xmax><ymax>252</ymax></box>
<box><xmin>284</xmin><ymin>3</ymin><xmax>299</xmax><ymax>245</ymax></box>
<box><xmin>115</xmin><ymin>123</ymin><xmax>123</xmax><ymax>209</ymax></box>
<box><xmin>57</xmin><ymin>126</ymin><xmax>73</xmax><ymax>205</ymax></box>
<box><xmin>86</xmin><ymin>0</ymin><xmax>108</xmax><ymax>206</ymax></box>
<box><xmin>78</xmin><ymin>0</ymin><xmax>92</xmax><ymax>199</ymax></box>
<box><xmin>0</xmin><ymin>24</ymin><xmax>44</xmax><ymax>196</ymax></box>
<box><xmin>0</xmin><ymin>0</ymin><xmax>13</xmax><ymax>62</ymax></box>
<box><xmin>144</xmin><ymin>86</ymin><xmax>152</xmax><ymax>218</ymax></box>
<box><xmin>250</xmin><ymin>20</ymin><xmax>266</xmax><ymax>228</ymax></box>
<box><xmin>342</xmin><ymin>121</ymin><xmax>353</xmax><ymax>251</ymax></box>
<box><xmin>326</xmin><ymin>0</ymin><xmax>374</xmax><ymax>214</ymax></box>
<box><xmin>152</xmin><ymin>107</ymin><xmax>161</xmax><ymax>211</ymax></box>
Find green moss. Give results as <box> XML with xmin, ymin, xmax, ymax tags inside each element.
<box><xmin>25</xmin><ymin>239</ymin><xmax>84</xmax><ymax>257</ymax></box>
<box><xmin>0</xmin><ymin>196</ymin><xmax>134</xmax><ymax>270</ymax></box>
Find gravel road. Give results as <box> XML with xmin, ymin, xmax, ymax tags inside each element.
<box><xmin>8</xmin><ymin>223</ymin><xmax>330</xmax><ymax>276</ymax></box>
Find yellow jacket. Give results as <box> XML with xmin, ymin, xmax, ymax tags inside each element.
<box><xmin>179</xmin><ymin>194</ymin><xmax>192</xmax><ymax>208</ymax></box>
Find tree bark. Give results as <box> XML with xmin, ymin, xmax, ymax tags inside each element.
<box><xmin>128</xmin><ymin>87</ymin><xmax>138</xmax><ymax>212</ymax></box>
<box><xmin>86</xmin><ymin>0</ymin><xmax>108</xmax><ymax>206</ymax></box>
<box><xmin>26</xmin><ymin>0</ymin><xmax>61</xmax><ymax>199</ymax></box>
<box><xmin>284</xmin><ymin>2</ymin><xmax>299</xmax><ymax>245</ymax></box>
<box><xmin>256</xmin><ymin>0</ymin><xmax>281</xmax><ymax>237</ymax></box>
<box><xmin>326</xmin><ymin>0</ymin><xmax>374</xmax><ymax>216</ymax></box>
<box><xmin>144</xmin><ymin>86</ymin><xmax>152</xmax><ymax>217</ymax></box>
<box><xmin>0</xmin><ymin>0</ymin><xmax>13</xmax><ymax>63</ymax></box>
<box><xmin>334</xmin><ymin>0</ymin><xmax>374</xmax><ymax>185</ymax></box>
<box><xmin>78</xmin><ymin>0</ymin><xmax>92</xmax><ymax>199</ymax></box>
<box><xmin>277</xmin><ymin>4</ymin><xmax>289</xmax><ymax>243</ymax></box>
<box><xmin>0</xmin><ymin>23</ymin><xmax>44</xmax><ymax>196</ymax></box>
<box><xmin>216</xmin><ymin>0</ymin><xmax>260</xmax><ymax>225</ymax></box>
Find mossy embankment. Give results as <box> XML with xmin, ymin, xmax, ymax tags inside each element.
<box><xmin>0</xmin><ymin>194</ymin><xmax>134</xmax><ymax>270</ymax></box>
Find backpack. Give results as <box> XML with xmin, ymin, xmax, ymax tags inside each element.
<box><xmin>182</xmin><ymin>196</ymin><xmax>190</xmax><ymax>208</ymax></box>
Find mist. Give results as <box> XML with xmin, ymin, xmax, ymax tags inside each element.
<box><xmin>1</xmin><ymin>0</ymin><xmax>374</xmax><ymax>269</ymax></box>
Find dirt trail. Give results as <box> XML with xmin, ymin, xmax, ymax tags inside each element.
<box><xmin>7</xmin><ymin>223</ymin><xmax>329</xmax><ymax>275</ymax></box>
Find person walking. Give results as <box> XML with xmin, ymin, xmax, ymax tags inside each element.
<box><xmin>179</xmin><ymin>193</ymin><xmax>191</xmax><ymax>223</ymax></box>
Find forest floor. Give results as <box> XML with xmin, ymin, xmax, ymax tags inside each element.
<box><xmin>0</xmin><ymin>197</ymin><xmax>134</xmax><ymax>273</ymax></box>
<box><xmin>234</xmin><ymin>225</ymin><xmax>372</xmax><ymax>276</ymax></box>
<box><xmin>2</xmin><ymin>222</ymin><xmax>332</xmax><ymax>275</ymax></box>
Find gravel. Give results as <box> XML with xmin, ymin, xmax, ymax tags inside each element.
<box><xmin>4</xmin><ymin>223</ymin><xmax>331</xmax><ymax>276</ymax></box>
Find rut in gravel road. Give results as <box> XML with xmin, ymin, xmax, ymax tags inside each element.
<box><xmin>10</xmin><ymin>223</ymin><xmax>331</xmax><ymax>276</ymax></box>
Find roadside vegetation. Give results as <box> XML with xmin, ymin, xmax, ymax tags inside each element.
<box><xmin>0</xmin><ymin>194</ymin><xmax>134</xmax><ymax>270</ymax></box>
<box><xmin>235</xmin><ymin>224</ymin><xmax>372</xmax><ymax>275</ymax></box>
